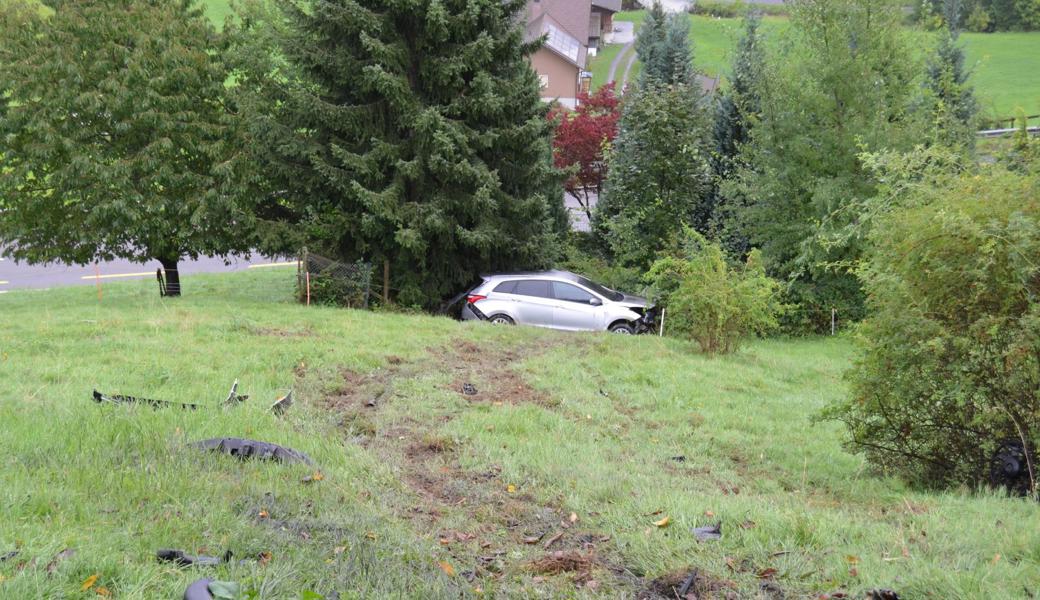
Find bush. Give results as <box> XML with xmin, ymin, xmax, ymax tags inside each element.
<box><xmin>646</xmin><ymin>230</ymin><xmax>783</xmax><ymax>354</ymax></box>
<box><xmin>965</xmin><ymin>4</ymin><xmax>993</xmax><ymax>31</ymax></box>
<box><xmin>557</xmin><ymin>232</ymin><xmax>644</xmax><ymax>293</ymax></box>
<box><xmin>827</xmin><ymin>167</ymin><xmax>1039</xmax><ymax>494</ymax></box>
<box><xmin>298</xmin><ymin>255</ymin><xmax>373</xmax><ymax>308</ymax></box>
<box><xmin>689</xmin><ymin>0</ymin><xmax>789</xmax><ymax>18</ymax></box>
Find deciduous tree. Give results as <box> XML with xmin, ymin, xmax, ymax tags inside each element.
<box><xmin>549</xmin><ymin>84</ymin><xmax>621</xmax><ymax>223</ymax></box>
<box><xmin>727</xmin><ymin>0</ymin><xmax>925</xmax><ymax>329</ymax></box>
<box><xmin>0</xmin><ymin>0</ymin><xmax>254</xmax><ymax>296</ymax></box>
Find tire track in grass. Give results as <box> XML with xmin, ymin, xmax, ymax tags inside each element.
<box><xmin>313</xmin><ymin>337</ymin><xmax>650</xmax><ymax>596</ymax></box>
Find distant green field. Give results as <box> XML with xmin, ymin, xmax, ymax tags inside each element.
<box><xmin>590</xmin><ymin>11</ymin><xmax>1040</xmax><ymax>119</ymax></box>
<box><xmin>961</xmin><ymin>31</ymin><xmax>1040</xmax><ymax>119</ymax></box>
<box><xmin>28</xmin><ymin>0</ymin><xmax>1040</xmax><ymax>118</ymax></box>
<box><xmin>200</xmin><ymin>0</ymin><xmax>234</xmax><ymax>25</ymax></box>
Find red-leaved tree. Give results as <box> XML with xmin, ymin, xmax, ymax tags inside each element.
<box><xmin>549</xmin><ymin>83</ymin><xmax>621</xmax><ymax>222</ymax></box>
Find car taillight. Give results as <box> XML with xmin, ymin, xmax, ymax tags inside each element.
<box><xmin>466</xmin><ymin>294</ymin><xmax>486</xmax><ymax>304</ymax></box>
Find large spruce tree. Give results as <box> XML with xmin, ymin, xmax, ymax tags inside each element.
<box><xmin>0</xmin><ymin>0</ymin><xmax>254</xmax><ymax>296</ymax></box>
<box><xmin>232</xmin><ymin>0</ymin><xmax>563</xmax><ymax>307</ymax></box>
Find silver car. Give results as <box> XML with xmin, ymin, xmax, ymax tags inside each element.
<box><xmin>461</xmin><ymin>270</ymin><xmax>656</xmax><ymax>334</ymax></box>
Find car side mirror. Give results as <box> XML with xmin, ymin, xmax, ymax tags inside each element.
<box><xmin>589</xmin><ymin>298</ymin><xmax>602</xmax><ymax>306</ymax></box>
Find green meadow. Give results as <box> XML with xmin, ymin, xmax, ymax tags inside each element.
<box><xmin>1</xmin><ymin>270</ymin><xmax>1037</xmax><ymax>598</ymax></box>
<box><xmin>589</xmin><ymin>11</ymin><xmax>1040</xmax><ymax>119</ymax></box>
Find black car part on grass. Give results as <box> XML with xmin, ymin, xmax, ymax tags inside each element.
<box><xmin>93</xmin><ymin>389</ymin><xmax>201</xmax><ymax>410</ymax></box>
<box><xmin>190</xmin><ymin>437</ymin><xmax>314</xmax><ymax>466</ymax></box>
<box><xmin>184</xmin><ymin>579</ymin><xmax>241</xmax><ymax>600</ymax></box>
<box><xmin>183</xmin><ymin>578</ymin><xmax>215</xmax><ymax>600</ymax></box>
<box><xmin>692</xmin><ymin>523</ymin><xmax>722</xmax><ymax>542</ymax></box>
<box><xmin>990</xmin><ymin>439</ymin><xmax>1036</xmax><ymax>497</ymax></box>
<box><xmin>93</xmin><ymin>380</ymin><xmax>250</xmax><ymax>410</ymax></box>
<box><xmin>270</xmin><ymin>390</ymin><xmax>293</xmax><ymax>415</ymax></box>
<box><xmin>157</xmin><ymin>549</ymin><xmax>232</xmax><ymax>567</ymax></box>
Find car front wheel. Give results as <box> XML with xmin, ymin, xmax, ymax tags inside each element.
<box><xmin>609</xmin><ymin>322</ymin><xmax>634</xmax><ymax>335</ymax></box>
<box><xmin>489</xmin><ymin>314</ymin><xmax>515</xmax><ymax>325</ymax></box>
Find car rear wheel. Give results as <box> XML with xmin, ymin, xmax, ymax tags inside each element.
<box><xmin>609</xmin><ymin>322</ymin><xmax>634</xmax><ymax>334</ymax></box>
<box><xmin>489</xmin><ymin>314</ymin><xmax>515</xmax><ymax>325</ymax></box>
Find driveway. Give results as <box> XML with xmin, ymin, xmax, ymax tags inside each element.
<box><xmin>604</xmin><ymin>21</ymin><xmax>634</xmax><ymax>45</ymax></box>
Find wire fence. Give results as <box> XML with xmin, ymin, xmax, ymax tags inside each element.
<box><xmin>297</xmin><ymin>249</ymin><xmax>373</xmax><ymax>308</ymax></box>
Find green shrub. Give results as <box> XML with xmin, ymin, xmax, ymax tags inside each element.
<box><xmin>557</xmin><ymin>233</ymin><xmax>644</xmax><ymax>293</ymax></box>
<box><xmin>965</xmin><ymin>4</ymin><xmax>993</xmax><ymax>31</ymax></box>
<box><xmin>689</xmin><ymin>0</ymin><xmax>789</xmax><ymax>18</ymax></box>
<box><xmin>646</xmin><ymin>230</ymin><xmax>783</xmax><ymax>354</ymax></box>
<box><xmin>827</xmin><ymin>167</ymin><xmax>1039</xmax><ymax>493</ymax></box>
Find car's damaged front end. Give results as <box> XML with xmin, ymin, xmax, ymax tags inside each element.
<box><xmin>615</xmin><ymin>294</ymin><xmax>658</xmax><ymax>334</ymax></box>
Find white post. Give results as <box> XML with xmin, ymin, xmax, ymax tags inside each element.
<box><xmin>659</xmin><ymin>307</ymin><xmax>666</xmax><ymax>337</ymax></box>
<box><xmin>831</xmin><ymin>308</ymin><xmax>836</xmax><ymax>336</ymax></box>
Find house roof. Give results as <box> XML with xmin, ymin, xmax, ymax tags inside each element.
<box><xmin>591</xmin><ymin>0</ymin><xmax>622</xmax><ymax>13</ymax></box>
<box><xmin>526</xmin><ymin>0</ymin><xmax>592</xmax><ymax>68</ymax></box>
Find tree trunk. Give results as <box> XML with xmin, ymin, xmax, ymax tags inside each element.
<box><xmin>159</xmin><ymin>256</ymin><xmax>181</xmax><ymax>297</ymax></box>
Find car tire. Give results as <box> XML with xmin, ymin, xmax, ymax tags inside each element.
<box><xmin>609</xmin><ymin>322</ymin><xmax>635</xmax><ymax>335</ymax></box>
<box><xmin>489</xmin><ymin>314</ymin><xmax>515</xmax><ymax>325</ymax></box>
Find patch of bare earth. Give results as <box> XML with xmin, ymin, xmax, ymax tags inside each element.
<box><xmin>640</xmin><ymin>568</ymin><xmax>740</xmax><ymax>600</ymax></box>
<box><xmin>314</xmin><ymin>338</ymin><xmax>639</xmax><ymax>593</ymax></box>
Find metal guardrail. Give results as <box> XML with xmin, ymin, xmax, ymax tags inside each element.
<box><xmin>977</xmin><ymin>126</ymin><xmax>1040</xmax><ymax>138</ymax></box>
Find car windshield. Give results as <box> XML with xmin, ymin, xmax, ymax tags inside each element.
<box><xmin>575</xmin><ymin>276</ymin><xmax>624</xmax><ymax>301</ymax></box>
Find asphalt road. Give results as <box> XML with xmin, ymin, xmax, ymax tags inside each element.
<box><xmin>0</xmin><ymin>254</ymin><xmax>294</xmax><ymax>294</ymax></box>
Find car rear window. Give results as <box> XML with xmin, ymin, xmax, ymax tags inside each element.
<box><xmin>513</xmin><ymin>280</ymin><xmax>551</xmax><ymax>298</ymax></box>
<box><xmin>493</xmin><ymin>281</ymin><xmax>517</xmax><ymax>294</ymax></box>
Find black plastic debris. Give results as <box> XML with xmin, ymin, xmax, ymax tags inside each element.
<box><xmin>670</xmin><ymin>455</ymin><xmax>686</xmax><ymax>463</ymax></box>
<box><xmin>157</xmin><ymin>549</ymin><xmax>226</xmax><ymax>567</ymax></box>
<box><xmin>184</xmin><ymin>578</ymin><xmax>214</xmax><ymax>600</ymax></box>
<box><xmin>94</xmin><ymin>381</ymin><xmax>253</xmax><ymax>410</ymax></box>
<box><xmin>760</xmin><ymin>581</ymin><xmax>786</xmax><ymax>600</ymax></box>
<box><xmin>867</xmin><ymin>590</ymin><xmax>900</xmax><ymax>600</ymax></box>
<box><xmin>224</xmin><ymin>380</ymin><xmax>248</xmax><ymax>406</ymax></box>
<box><xmin>0</xmin><ymin>551</ymin><xmax>17</xmax><ymax>562</ymax></box>
<box><xmin>184</xmin><ymin>579</ymin><xmax>241</xmax><ymax>600</ymax></box>
<box><xmin>271</xmin><ymin>390</ymin><xmax>293</xmax><ymax>415</ymax></box>
<box><xmin>461</xmin><ymin>383</ymin><xmax>478</xmax><ymax>396</ymax></box>
<box><xmin>677</xmin><ymin>568</ymin><xmax>700</xmax><ymax>596</ymax></box>
<box><xmin>190</xmin><ymin>437</ymin><xmax>314</xmax><ymax>465</ymax></box>
<box><xmin>94</xmin><ymin>389</ymin><xmax>200</xmax><ymax>410</ymax></box>
<box><xmin>989</xmin><ymin>440</ymin><xmax>1035</xmax><ymax>497</ymax></box>
<box><xmin>692</xmin><ymin>523</ymin><xmax>722</xmax><ymax>541</ymax></box>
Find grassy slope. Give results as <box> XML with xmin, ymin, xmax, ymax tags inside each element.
<box><xmin>1</xmin><ymin>270</ymin><xmax>1037</xmax><ymax>599</ymax></box>
<box><xmin>962</xmin><ymin>31</ymin><xmax>1040</xmax><ymax>118</ymax></box>
<box><xmin>589</xmin><ymin>11</ymin><xmax>1040</xmax><ymax>118</ymax></box>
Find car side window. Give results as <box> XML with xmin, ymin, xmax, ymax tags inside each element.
<box><xmin>513</xmin><ymin>280</ymin><xmax>551</xmax><ymax>298</ymax></box>
<box><xmin>493</xmin><ymin>280</ymin><xmax>517</xmax><ymax>294</ymax></box>
<box><xmin>552</xmin><ymin>281</ymin><xmax>596</xmax><ymax>304</ymax></box>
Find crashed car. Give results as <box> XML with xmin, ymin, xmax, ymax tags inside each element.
<box><xmin>461</xmin><ymin>270</ymin><xmax>656</xmax><ymax>334</ymax></box>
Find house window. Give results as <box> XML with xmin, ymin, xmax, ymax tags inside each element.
<box><xmin>539</xmin><ymin>74</ymin><xmax>549</xmax><ymax>90</ymax></box>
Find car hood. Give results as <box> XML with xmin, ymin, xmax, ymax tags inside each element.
<box><xmin>614</xmin><ymin>293</ymin><xmax>651</xmax><ymax>309</ymax></box>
